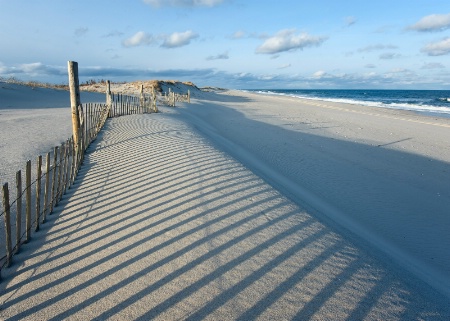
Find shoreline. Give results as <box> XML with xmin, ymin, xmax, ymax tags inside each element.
<box><xmin>243</xmin><ymin>88</ymin><xmax>450</xmax><ymax>120</ymax></box>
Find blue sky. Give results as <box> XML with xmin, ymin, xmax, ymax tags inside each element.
<box><xmin>0</xmin><ymin>0</ymin><xmax>449</xmax><ymax>89</ymax></box>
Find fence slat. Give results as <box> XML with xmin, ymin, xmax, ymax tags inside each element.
<box><xmin>35</xmin><ymin>155</ymin><xmax>42</xmax><ymax>232</ymax></box>
<box><xmin>63</xmin><ymin>140</ymin><xmax>69</xmax><ymax>194</ymax></box>
<box><xmin>56</xmin><ymin>143</ymin><xmax>63</xmax><ymax>206</ymax></box>
<box><xmin>43</xmin><ymin>152</ymin><xmax>50</xmax><ymax>223</ymax></box>
<box><xmin>71</xmin><ymin>138</ymin><xmax>76</xmax><ymax>186</ymax></box>
<box><xmin>51</xmin><ymin>146</ymin><xmax>58</xmax><ymax>213</ymax></box>
<box><xmin>2</xmin><ymin>183</ymin><xmax>12</xmax><ymax>268</ymax></box>
<box><xmin>25</xmin><ymin>160</ymin><xmax>31</xmax><ymax>243</ymax></box>
<box><xmin>15</xmin><ymin>170</ymin><xmax>22</xmax><ymax>252</ymax></box>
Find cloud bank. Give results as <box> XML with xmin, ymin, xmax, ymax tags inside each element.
<box><xmin>2</xmin><ymin>62</ymin><xmax>449</xmax><ymax>90</ymax></box>
<box><xmin>256</xmin><ymin>29</ymin><xmax>327</xmax><ymax>55</ymax></box>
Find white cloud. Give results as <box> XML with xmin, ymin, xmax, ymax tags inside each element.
<box><xmin>206</xmin><ymin>51</ymin><xmax>229</xmax><ymax>60</ymax></box>
<box><xmin>161</xmin><ymin>30</ymin><xmax>199</xmax><ymax>48</ymax></box>
<box><xmin>408</xmin><ymin>13</ymin><xmax>450</xmax><ymax>32</ymax></box>
<box><xmin>143</xmin><ymin>0</ymin><xmax>224</xmax><ymax>7</ymax></box>
<box><xmin>256</xmin><ymin>29</ymin><xmax>327</xmax><ymax>55</ymax></box>
<box><xmin>122</xmin><ymin>31</ymin><xmax>155</xmax><ymax>47</ymax></box>
<box><xmin>421</xmin><ymin>62</ymin><xmax>445</xmax><ymax>69</ymax></box>
<box><xmin>358</xmin><ymin>44</ymin><xmax>397</xmax><ymax>52</ymax></box>
<box><xmin>365</xmin><ymin>64</ymin><xmax>376</xmax><ymax>68</ymax></box>
<box><xmin>421</xmin><ymin>38</ymin><xmax>450</xmax><ymax>56</ymax></box>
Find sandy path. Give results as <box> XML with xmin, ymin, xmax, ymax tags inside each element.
<box><xmin>0</xmin><ymin>107</ymin><xmax>449</xmax><ymax>320</ymax></box>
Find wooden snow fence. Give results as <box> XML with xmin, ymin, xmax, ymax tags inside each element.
<box><xmin>0</xmin><ymin>66</ymin><xmax>162</xmax><ymax>279</ymax></box>
<box><xmin>0</xmin><ymin>102</ymin><xmax>111</xmax><ymax>276</ymax></box>
<box><xmin>163</xmin><ymin>89</ymin><xmax>191</xmax><ymax>107</ymax></box>
<box><xmin>0</xmin><ymin>95</ymin><xmax>153</xmax><ymax>277</ymax></box>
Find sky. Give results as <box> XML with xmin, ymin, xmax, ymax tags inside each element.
<box><xmin>0</xmin><ymin>0</ymin><xmax>449</xmax><ymax>89</ymax></box>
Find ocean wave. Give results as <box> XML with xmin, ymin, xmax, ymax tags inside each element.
<box><xmin>247</xmin><ymin>89</ymin><xmax>450</xmax><ymax>117</ymax></box>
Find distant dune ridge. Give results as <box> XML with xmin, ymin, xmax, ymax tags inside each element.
<box><xmin>80</xmin><ymin>79</ymin><xmax>202</xmax><ymax>97</ymax></box>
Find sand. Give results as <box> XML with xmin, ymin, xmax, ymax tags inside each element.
<box><xmin>0</xmin><ymin>89</ymin><xmax>450</xmax><ymax>320</ymax></box>
<box><xmin>0</xmin><ymin>82</ymin><xmax>105</xmax><ymax>203</ymax></box>
<box><xmin>176</xmin><ymin>90</ymin><xmax>450</xmax><ymax>297</ymax></box>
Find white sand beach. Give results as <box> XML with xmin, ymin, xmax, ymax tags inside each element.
<box><xmin>1</xmin><ymin>86</ymin><xmax>450</xmax><ymax>319</ymax></box>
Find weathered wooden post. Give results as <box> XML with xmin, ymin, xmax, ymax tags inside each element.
<box><xmin>25</xmin><ymin>160</ymin><xmax>31</xmax><ymax>242</ymax></box>
<box><xmin>68</xmin><ymin>61</ymin><xmax>81</xmax><ymax>150</ymax></box>
<box><xmin>56</xmin><ymin>142</ymin><xmax>64</xmax><ymax>204</ymax></box>
<box><xmin>50</xmin><ymin>146</ymin><xmax>58</xmax><ymax>213</ymax></box>
<box><xmin>15</xmin><ymin>170</ymin><xmax>22</xmax><ymax>252</ymax></box>
<box><xmin>35</xmin><ymin>155</ymin><xmax>42</xmax><ymax>232</ymax></box>
<box><xmin>106</xmin><ymin>80</ymin><xmax>112</xmax><ymax>109</ymax></box>
<box><xmin>2</xmin><ymin>183</ymin><xmax>12</xmax><ymax>268</ymax></box>
<box><xmin>140</xmin><ymin>84</ymin><xmax>144</xmax><ymax>111</ymax></box>
<box><xmin>43</xmin><ymin>152</ymin><xmax>50</xmax><ymax>223</ymax></box>
<box><xmin>152</xmin><ymin>86</ymin><xmax>158</xmax><ymax>112</ymax></box>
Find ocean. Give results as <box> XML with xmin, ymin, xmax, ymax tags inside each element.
<box><xmin>247</xmin><ymin>89</ymin><xmax>450</xmax><ymax>118</ymax></box>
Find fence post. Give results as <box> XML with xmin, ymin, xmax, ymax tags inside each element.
<box><xmin>35</xmin><ymin>155</ymin><xmax>42</xmax><ymax>232</ymax></box>
<box><xmin>43</xmin><ymin>152</ymin><xmax>50</xmax><ymax>223</ymax></box>
<box><xmin>140</xmin><ymin>84</ymin><xmax>144</xmax><ymax>111</ymax></box>
<box><xmin>68</xmin><ymin>61</ymin><xmax>81</xmax><ymax>151</ymax></box>
<box><xmin>25</xmin><ymin>160</ymin><xmax>31</xmax><ymax>243</ymax></box>
<box><xmin>56</xmin><ymin>143</ymin><xmax>63</xmax><ymax>205</ymax></box>
<box><xmin>188</xmin><ymin>89</ymin><xmax>190</xmax><ymax>103</ymax></box>
<box><xmin>51</xmin><ymin>146</ymin><xmax>58</xmax><ymax>213</ymax></box>
<box><xmin>106</xmin><ymin>80</ymin><xmax>112</xmax><ymax>109</ymax></box>
<box><xmin>2</xmin><ymin>183</ymin><xmax>12</xmax><ymax>268</ymax></box>
<box><xmin>63</xmin><ymin>140</ymin><xmax>69</xmax><ymax>194</ymax></box>
<box><xmin>70</xmin><ymin>138</ymin><xmax>76</xmax><ymax>185</ymax></box>
<box><xmin>15</xmin><ymin>170</ymin><xmax>22</xmax><ymax>252</ymax></box>
<box><xmin>152</xmin><ymin>86</ymin><xmax>158</xmax><ymax>112</ymax></box>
